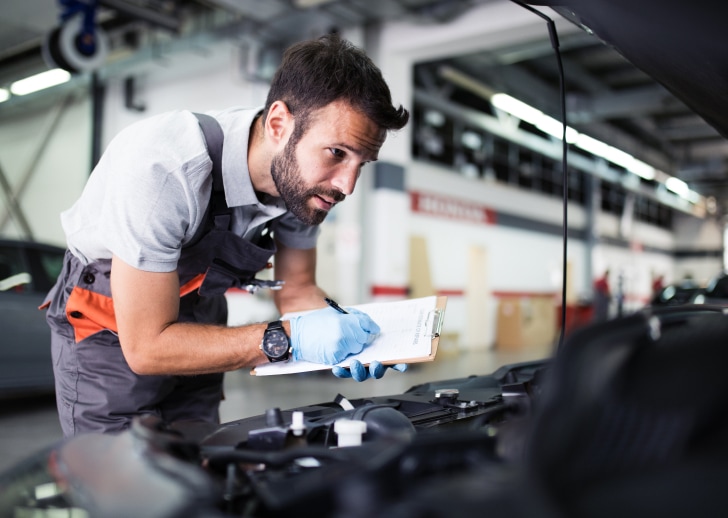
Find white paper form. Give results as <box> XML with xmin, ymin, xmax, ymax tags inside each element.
<box><xmin>252</xmin><ymin>295</ymin><xmax>441</xmax><ymax>376</ymax></box>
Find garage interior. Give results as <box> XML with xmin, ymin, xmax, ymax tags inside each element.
<box><xmin>1</xmin><ymin>0</ymin><xmax>727</xmax><ymax>514</ymax></box>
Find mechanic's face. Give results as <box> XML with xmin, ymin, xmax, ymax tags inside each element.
<box><xmin>271</xmin><ymin>100</ymin><xmax>385</xmax><ymax>226</ymax></box>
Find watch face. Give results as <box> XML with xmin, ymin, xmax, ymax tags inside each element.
<box><xmin>264</xmin><ymin>329</ymin><xmax>289</xmax><ymax>360</ymax></box>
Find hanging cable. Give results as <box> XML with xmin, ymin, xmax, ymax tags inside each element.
<box><xmin>509</xmin><ymin>1</ymin><xmax>569</xmax><ymax>349</ymax></box>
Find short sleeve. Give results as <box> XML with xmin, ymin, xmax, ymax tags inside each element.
<box><xmin>271</xmin><ymin>212</ymin><xmax>320</xmax><ymax>249</ymax></box>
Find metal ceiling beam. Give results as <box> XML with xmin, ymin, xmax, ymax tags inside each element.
<box><xmin>491</xmin><ymin>30</ymin><xmax>597</xmax><ymax>65</ymax></box>
<box><xmin>659</xmin><ymin>124</ymin><xmax>724</xmax><ymax>142</ymax></box>
<box><xmin>525</xmin><ymin>43</ymin><xmax>676</xmax><ymax>157</ymax></box>
<box><xmin>567</xmin><ymin>85</ymin><xmax>685</xmax><ymax>123</ymax></box>
<box><xmin>98</xmin><ymin>0</ymin><xmax>181</xmax><ymax>32</ymax></box>
<box><xmin>200</xmin><ymin>0</ymin><xmax>289</xmax><ymax>20</ymax></box>
<box><xmin>434</xmin><ymin>60</ymin><xmax>673</xmax><ymax>171</ymax></box>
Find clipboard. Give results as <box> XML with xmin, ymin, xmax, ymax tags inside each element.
<box><xmin>377</xmin><ymin>295</ymin><xmax>447</xmax><ymax>366</ymax></box>
<box><xmin>251</xmin><ymin>295</ymin><xmax>447</xmax><ymax>376</ymax></box>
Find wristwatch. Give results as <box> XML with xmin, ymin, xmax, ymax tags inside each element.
<box><xmin>260</xmin><ymin>320</ymin><xmax>290</xmax><ymax>362</ymax></box>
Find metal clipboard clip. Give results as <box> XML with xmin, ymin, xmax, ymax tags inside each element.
<box><xmin>425</xmin><ymin>308</ymin><xmax>445</xmax><ymax>339</ymax></box>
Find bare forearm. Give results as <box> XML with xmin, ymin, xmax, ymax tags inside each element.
<box><xmin>122</xmin><ymin>320</ymin><xmax>290</xmax><ymax>376</ymax></box>
<box><xmin>272</xmin><ymin>243</ymin><xmax>327</xmax><ymax>315</ymax></box>
<box><xmin>274</xmin><ymin>284</ymin><xmax>328</xmax><ymax>315</ymax></box>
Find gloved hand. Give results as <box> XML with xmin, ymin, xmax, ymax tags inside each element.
<box><xmin>333</xmin><ymin>360</ymin><xmax>408</xmax><ymax>382</ymax></box>
<box><xmin>290</xmin><ymin>307</ymin><xmax>380</xmax><ymax>365</ymax></box>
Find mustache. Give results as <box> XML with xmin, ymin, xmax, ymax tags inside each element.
<box><xmin>310</xmin><ymin>188</ymin><xmax>346</xmax><ymax>203</ymax></box>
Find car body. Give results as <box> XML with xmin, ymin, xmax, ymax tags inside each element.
<box><xmin>1</xmin><ymin>305</ymin><xmax>727</xmax><ymax>517</ymax></box>
<box><xmin>0</xmin><ymin>239</ymin><xmax>65</xmax><ymax>397</ymax></box>
<box><xmin>692</xmin><ymin>272</ymin><xmax>728</xmax><ymax>306</ymax></box>
<box><xmin>650</xmin><ymin>273</ymin><xmax>728</xmax><ymax>308</ymax></box>
<box><xmin>649</xmin><ymin>279</ymin><xmax>704</xmax><ymax>307</ymax></box>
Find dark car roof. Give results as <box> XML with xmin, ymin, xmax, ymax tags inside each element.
<box><xmin>0</xmin><ymin>239</ymin><xmax>66</xmax><ymax>253</ymax></box>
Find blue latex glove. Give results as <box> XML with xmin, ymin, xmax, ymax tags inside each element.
<box><xmin>290</xmin><ymin>307</ymin><xmax>380</xmax><ymax>365</ymax></box>
<box><xmin>333</xmin><ymin>360</ymin><xmax>408</xmax><ymax>382</ymax></box>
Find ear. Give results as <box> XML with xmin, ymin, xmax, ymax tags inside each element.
<box><xmin>264</xmin><ymin>100</ymin><xmax>294</xmax><ymax>146</ymax></box>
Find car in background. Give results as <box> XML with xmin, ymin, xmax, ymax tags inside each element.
<box><xmin>650</xmin><ymin>272</ymin><xmax>728</xmax><ymax>308</ymax></box>
<box><xmin>649</xmin><ymin>279</ymin><xmax>705</xmax><ymax>307</ymax></box>
<box><xmin>691</xmin><ymin>272</ymin><xmax>728</xmax><ymax>306</ymax></box>
<box><xmin>0</xmin><ymin>239</ymin><xmax>65</xmax><ymax>397</ymax></box>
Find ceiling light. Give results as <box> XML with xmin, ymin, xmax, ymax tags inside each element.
<box><xmin>628</xmin><ymin>159</ymin><xmax>656</xmax><ymax>181</ymax></box>
<box><xmin>0</xmin><ymin>88</ymin><xmax>9</xmax><ymax>103</ymax></box>
<box><xmin>665</xmin><ymin>176</ymin><xmax>689</xmax><ymax>198</ymax></box>
<box><xmin>10</xmin><ymin>69</ymin><xmax>71</xmax><ymax>96</ymax></box>
<box><xmin>600</xmin><ymin>148</ymin><xmax>656</xmax><ymax>181</ymax></box>
<box><xmin>601</xmin><ymin>146</ymin><xmax>633</xmax><ymax>168</ymax></box>
<box><xmin>536</xmin><ymin>115</ymin><xmax>578</xmax><ymax>143</ymax></box>
<box><xmin>492</xmin><ymin>92</ymin><xmax>685</xmax><ymax>199</ymax></box>
<box><xmin>491</xmin><ymin>93</ymin><xmax>543</xmax><ymax>125</ymax></box>
<box><xmin>574</xmin><ymin>133</ymin><xmax>611</xmax><ymax>157</ymax></box>
<box><xmin>686</xmin><ymin>190</ymin><xmax>701</xmax><ymax>203</ymax></box>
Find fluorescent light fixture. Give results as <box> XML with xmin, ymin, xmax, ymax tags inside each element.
<box><xmin>0</xmin><ymin>88</ymin><xmax>9</xmax><ymax>103</ymax></box>
<box><xmin>493</xmin><ymin>92</ymin><xmax>666</xmax><ymax>189</ymax></box>
<box><xmin>536</xmin><ymin>115</ymin><xmax>578</xmax><ymax>143</ymax></box>
<box><xmin>629</xmin><ymin>159</ymin><xmax>656</xmax><ymax>181</ymax></box>
<box><xmin>601</xmin><ymin>146</ymin><xmax>633</xmax><ymax>168</ymax></box>
<box><xmin>491</xmin><ymin>93</ymin><xmax>543</xmax><ymax>125</ymax></box>
<box><xmin>10</xmin><ymin>69</ymin><xmax>71</xmax><ymax>96</ymax></box>
<box><xmin>575</xmin><ymin>133</ymin><xmax>611</xmax><ymax>157</ymax></box>
<box><xmin>665</xmin><ymin>176</ymin><xmax>689</xmax><ymax>198</ymax></box>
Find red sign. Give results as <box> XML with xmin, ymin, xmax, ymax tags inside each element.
<box><xmin>410</xmin><ymin>191</ymin><xmax>496</xmax><ymax>225</ymax></box>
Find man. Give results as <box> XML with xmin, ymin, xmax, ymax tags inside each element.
<box><xmin>592</xmin><ymin>269</ymin><xmax>611</xmax><ymax>322</ymax></box>
<box><xmin>43</xmin><ymin>33</ymin><xmax>409</xmax><ymax>437</ymax></box>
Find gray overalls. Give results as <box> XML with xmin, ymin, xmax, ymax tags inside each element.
<box><xmin>44</xmin><ymin>114</ymin><xmax>278</xmax><ymax>437</ymax></box>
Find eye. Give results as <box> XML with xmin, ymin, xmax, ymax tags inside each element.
<box><xmin>329</xmin><ymin>148</ymin><xmax>345</xmax><ymax>159</ymax></box>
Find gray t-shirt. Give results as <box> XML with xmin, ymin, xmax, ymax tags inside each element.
<box><xmin>61</xmin><ymin>107</ymin><xmax>319</xmax><ymax>272</ymax></box>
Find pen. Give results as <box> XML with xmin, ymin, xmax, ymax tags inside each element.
<box><xmin>325</xmin><ymin>297</ymin><xmax>349</xmax><ymax>314</ymax></box>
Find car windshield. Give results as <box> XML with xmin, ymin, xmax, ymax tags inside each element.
<box><xmin>33</xmin><ymin>249</ymin><xmax>64</xmax><ymax>292</ymax></box>
<box><xmin>0</xmin><ymin>244</ymin><xmax>64</xmax><ymax>293</ymax></box>
<box><xmin>0</xmin><ymin>246</ymin><xmax>28</xmax><ymax>291</ymax></box>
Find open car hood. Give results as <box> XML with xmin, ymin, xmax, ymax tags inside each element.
<box><xmin>530</xmin><ymin>0</ymin><xmax>728</xmax><ymax>139</ymax></box>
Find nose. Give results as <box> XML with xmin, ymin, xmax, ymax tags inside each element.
<box><xmin>331</xmin><ymin>166</ymin><xmax>359</xmax><ymax>196</ymax></box>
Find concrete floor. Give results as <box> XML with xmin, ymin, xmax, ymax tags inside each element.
<box><xmin>0</xmin><ymin>344</ymin><xmax>551</xmax><ymax>474</ymax></box>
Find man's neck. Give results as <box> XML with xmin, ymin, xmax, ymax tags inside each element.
<box><xmin>247</xmin><ymin>114</ymin><xmax>275</xmax><ymax>196</ymax></box>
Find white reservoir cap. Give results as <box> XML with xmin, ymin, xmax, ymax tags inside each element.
<box><xmin>334</xmin><ymin>419</ymin><xmax>367</xmax><ymax>447</ymax></box>
<box><xmin>290</xmin><ymin>411</ymin><xmax>306</xmax><ymax>436</ymax></box>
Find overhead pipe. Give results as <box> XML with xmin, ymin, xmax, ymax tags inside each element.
<box><xmin>98</xmin><ymin>0</ymin><xmax>181</xmax><ymax>32</ymax></box>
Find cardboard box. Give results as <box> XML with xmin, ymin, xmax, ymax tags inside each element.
<box><xmin>496</xmin><ymin>296</ymin><xmax>557</xmax><ymax>350</ymax></box>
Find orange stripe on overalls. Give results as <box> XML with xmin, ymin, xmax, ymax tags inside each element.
<box><xmin>64</xmin><ymin>273</ymin><xmax>207</xmax><ymax>342</ymax></box>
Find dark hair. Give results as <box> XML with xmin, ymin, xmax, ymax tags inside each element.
<box><xmin>263</xmin><ymin>32</ymin><xmax>409</xmax><ymax>135</ymax></box>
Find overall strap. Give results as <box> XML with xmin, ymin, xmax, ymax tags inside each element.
<box><xmin>187</xmin><ymin>113</ymin><xmax>230</xmax><ymax>247</ymax></box>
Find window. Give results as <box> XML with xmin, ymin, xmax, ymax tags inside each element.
<box><xmin>410</xmin><ymin>99</ymin><xmax>674</xmax><ymax>228</ymax></box>
<box><xmin>0</xmin><ymin>245</ymin><xmax>30</xmax><ymax>292</ymax></box>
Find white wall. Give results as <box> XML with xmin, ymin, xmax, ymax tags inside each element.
<box><xmin>0</xmin><ymin>93</ymin><xmax>91</xmax><ymax>246</ymax></box>
<box><xmin>671</xmin><ymin>212</ymin><xmax>724</xmax><ymax>284</ymax></box>
<box><xmin>101</xmin><ymin>42</ymin><xmax>270</xmax><ymax>149</ymax></box>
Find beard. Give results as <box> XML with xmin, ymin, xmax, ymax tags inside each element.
<box><xmin>270</xmin><ymin>136</ymin><xmax>345</xmax><ymax>226</ymax></box>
